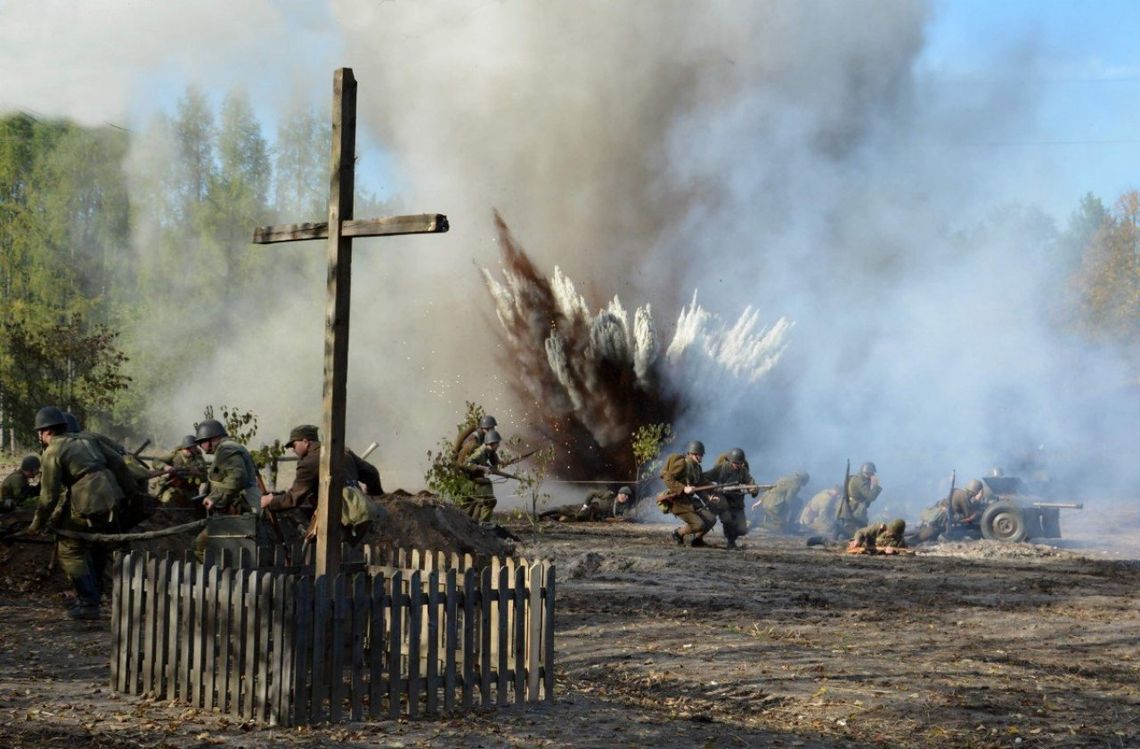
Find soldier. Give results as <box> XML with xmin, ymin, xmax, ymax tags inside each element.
<box><xmin>914</xmin><ymin>478</ymin><xmax>988</xmax><ymax>542</ymax></box>
<box><xmin>837</xmin><ymin>461</ymin><xmax>882</xmax><ymax>537</ymax></box>
<box><xmin>702</xmin><ymin>448</ymin><xmax>759</xmax><ymax>550</ymax></box>
<box><xmin>751</xmin><ymin>471</ymin><xmax>810</xmax><ymax>533</ymax></box>
<box><xmin>1</xmin><ymin>455</ymin><xmax>41</xmax><ymax>513</ymax></box>
<box><xmin>460</xmin><ymin>429</ymin><xmax>502</xmax><ymax>522</ymax></box>
<box><xmin>193</xmin><ymin>419</ymin><xmax>259</xmax><ymax>562</ymax></box>
<box><xmin>153</xmin><ymin>435</ymin><xmax>208</xmax><ymax>506</ymax></box>
<box><xmin>540</xmin><ymin>485</ymin><xmax>633</xmax><ymax>521</ymax></box>
<box><xmin>799</xmin><ymin>485</ymin><xmax>841</xmax><ymax>535</ymax></box>
<box><xmin>659</xmin><ymin>440</ymin><xmax>716</xmax><ymax>547</ymax></box>
<box><xmin>260</xmin><ymin>424</ymin><xmax>383</xmax><ymax>539</ymax></box>
<box><xmin>456</xmin><ymin>415</ymin><xmax>498</xmax><ymax>466</ymax></box>
<box><xmin>26</xmin><ymin>406</ymin><xmax>131</xmax><ymax>619</ymax></box>
<box><xmin>848</xmin><ymin>519</ymin><xmax>908</xmax><ymax>554</ymax></box>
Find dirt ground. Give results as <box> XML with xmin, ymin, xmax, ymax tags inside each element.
<box><xmin>1</xmin><ymin>499</ymin><xmax>1138</xmax><ymax>749</ymax></box>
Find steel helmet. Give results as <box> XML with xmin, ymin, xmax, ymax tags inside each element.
<box><xmin>479</xmin><ymin>415</ymin><xmax>498</xmax><ymax>429</ymax></box>
<box><xmin>728</xmin><ymin>447</ymin><xmax>746</xmax><ymax>464</ymax></box>
<box><xmin>20</xmin><ymin>454</ymin><xmax>41</xmax><ymax>473</ymax></box>
<box><xmin>686</xmin><ymin>440</ymin><xmax>705</xmax><ymax>456</ymax></box>
<box><xmin>617</xmin><ymin>486</ymin><xmax>632</xmax><ymax>497</ymax></box>
<box><xmin>194</xmin><ymin>419</ymin><xmax>227</xmax><ymax>443</ymax></box>
<box><xmin>888</xmin><ymin>518</ymin><xmax>906</xmax><ymax>535</ymax></box>
<box><xmin>965</xmin><ymin>479</ymin><xmax>984</xmax><ymax>494</ymax></box>
<box><xmin>178</xmin><ymin>434</ymin><xmax>198</xmax><ymax>450</ymax></box>
<box><xmin>482</xmin><ymin>429</ymin><xmax>502</xmax><ymax>445</ymax></box>
<box><xmin>33</xmin><ymin>406</ymin><xmax>68</xmax><ymax>432</ymax></box>
<box><xmin>860</xmin><ymin>461</ymin><xmax>877</xmax><ymax>477</ymax></box>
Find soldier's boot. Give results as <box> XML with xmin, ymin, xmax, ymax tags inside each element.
<box><xmin>67</xmin><ymin>575</ymin><xmax>102</xmax><ymax>620</ymax></box>
<box><xmin>672</xmin><ymin>528</ymin><xmax>685</xmax><ymax>546</ymax></box>
<box><xmin>725</xmin><ymin>536</ymin><xmax>740</xmax><ymax>550</ymax></box>
<box><xmin>690</xmin><ymin>535</ymin><xmax>708</xmax><ymax>548</ymax></box>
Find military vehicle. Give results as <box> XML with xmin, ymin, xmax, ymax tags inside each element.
<box><xmin>978</xmin><ymin>476</ymin><xmax>1082</xmax><ymax>542</ymax></box>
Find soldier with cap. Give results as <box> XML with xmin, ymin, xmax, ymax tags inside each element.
<box><xmin>460</xmin><ymin>429</ymin><xmax>502</xmax><ymax>521</ymax></box>
<box><xmin>702</xmin><ymin>448</ymin><xmax>760</xmax><ymax>550</ymax></box>
<box><xmin>659</xmin><ymin>440</ymin><xmax>716</xmax><ymax>547</ymax></box>
<box><xmin>260</xmin><ymin>424</ymin><xmax>384</xmax><ymax>538</ymax></box>
<box><xmin>540</xmin><ymin>485</ymin><xmax>634</xmax><ymax>522</ymax></box>
<box><xmin>837</xmin><ymin>461</ymin><xmax>882</xmax><ymax>537</ymax></box>
<box><xmin>1</xmin><ymin>455</ymin><xmax>41</xmax><ymax>513</ymax></box>
<box><xmin>192</xmin><ymin>418</ymin><xmax>259</xmax><ymax>562</ymax></box>
<box><xmin>752</xmin><ymin>471</ymin><xmax>810</xmax><ymax>533</ymax></box>
<box><xmin>26</xmin><ymin>406</ymin><xmax>133</xmax><ymax>619</ymax></box>
<box><xmin>153</xmin><ymin>435</ymin><xmax>208</xmax><ymax>506</ymax></box>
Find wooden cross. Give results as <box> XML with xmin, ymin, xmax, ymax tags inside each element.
<box><xmin>253</xmin><ymin>68</ymin><xmax>448</xmax><ymax>578</ymax></box>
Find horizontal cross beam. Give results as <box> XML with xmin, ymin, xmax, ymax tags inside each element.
<box><xmin>252</xmin><ymin>213</ymin><xmax>449</xmax><ymax>244</ymax></box>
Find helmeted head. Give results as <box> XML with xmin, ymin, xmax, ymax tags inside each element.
<box><xmin>888</xmin><ymin>518</ymin><xmax>906</xmax><ymax>536</ymax></box>
<box><xmin>20</xmin><ymin>454</ymin><xmax>41</xmax><ymax>475</ymax></box>
<box><xmin>727</xmin><ymin>447</ymin><xmax>746</xmax><ymax>466</ymax></box>
<box><xmin>860</xmin><ymin>461</ymin><xmax>877</xmax><ymax>477</ymax></box>
<box><xmin>965</xmin><ymin>479</ymin><xmax>984</xmax><ymax>496</ymax></box>
<box><xmin>177</xmin><ymin>434</ymin><xmax>198</xmax><ymax>451</ymax></box>
<box><xmin>483</xmin><ymin>429</ymin><xmax>502</xmax><ymax>446</ymax></box>
<box><xmin>990</xmin><ymin>466</ymin><xmax>1004</xmax><ymax>477</ymax></box>
<box><xmin>795</xmin><ymin>471</ymin><xmax>811</xmax><ymax>485</ymax></box>
<box><xmin>34</xmin><ymin>406</ymin><xmax>68</xmax><ymax>433</ymax></box>
<box><xmin>616</xmin><ymin>486</ymin><xmax>632</xmax><ymax>502</ymax></box>
<box><xmin>686</xmin><ymin>440</ymin><xmax>705</xmax><ymax>459</ymax></box>
<box><xmin>63</xmin><ymin>412</ymin><xmax>81</xmax><ymax>433</ymax></box>
<box><xmin>478</xmin><ymin>415</ymin><xmax>497</xmax><ymax>430</ymax></box>
<box><xmin>194</xmin><ymin>419</ymin><xmax>227</xmax><ymax>445</ymax></box>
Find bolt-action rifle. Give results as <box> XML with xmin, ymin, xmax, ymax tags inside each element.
<box><xmin>943</xmin><ymin>469</ymin><xmax>957</xmax><ymax>535</ymax></box>
<box><xmin>836</xmin><ymin>459</ymin><xmax>852</xmax><ymax>522</ymax></box>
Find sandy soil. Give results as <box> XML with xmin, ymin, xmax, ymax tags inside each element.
<box><xmin>2</xmin><ymin>509</ymin><xmax>1139</xmax><ymax>748</ymax></box>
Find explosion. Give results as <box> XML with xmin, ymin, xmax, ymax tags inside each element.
<box><xmin>483</xmin><ymin>212</ymin><xmax>793</xmax><ymax>479</ymax></box>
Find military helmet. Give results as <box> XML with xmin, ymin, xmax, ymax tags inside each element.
<box><xmin>178</xmin><ymin>434</ymin><xmax>198</xmax><ymax>450</ymax></box>
<box><xmin>796</xmin><ymin>471</ymin><xmax>811</xmax><ymax>485</ymax></box>
<box><xmin>617</xmin><ymin>486</ymin><xmax>632</xmax><ymax>497</ymax></box>
<box><xmin>888</xmin><ymin>518</ymin><xmax>906</xmax><ymax>535</ymax></box>
<box><xmin>728</xmin><ymin>447</ymin><xmax>746</xmax><ymax>464</ymax></box>
<box><xmin>479</xmin><ymin>415</ymin><xmax>497</xmax><ymax>429</ymax></box>
<box><xmin>63</xmin><ymin>412</ymin><xmax>81</xmax><ymax>433</ymax></box>
<box><xmin>33</xmin><ymin>406</ymin><xmax>68</xmax><ymax>432</ymax></box>
<box><xmin>194</xmin><ymin>419</ymin><xmax>227</xmax><ymax>443</ymax></box>
<box><xmin>483</xmin><ymin>429</ymin><xmax>502</xmax><ymax>445</ymax></box>
<box><xmin>686</xmin><ymin>440</ymin><xmax>705</xmax><ymax>456</ymax></box>
<box><xmin>965</xmin><ymin>479</ymin><xmax>984</xmax><ymax>494</ymax></box>
<box><xmin>20</xmin><ymin>454</ymin><xmax>41</xmax><ymax>473</ymax></box>
<box><xmin>860</xmin><ymin>461</ymin><xmax>877</xmax><ymax>476</ymax></box>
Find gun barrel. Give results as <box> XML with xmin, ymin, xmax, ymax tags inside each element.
<box><xmin>1031</xmin><ymin>502</ymin><xmax>1084</xmax><ymax>510</ymax></box>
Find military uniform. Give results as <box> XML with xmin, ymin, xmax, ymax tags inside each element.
<box><xmin>753</xmin><ymin>472</ymin><xmax>809</xmax><ymax>533</ymax></box>
<box><xmin>461</xmin><ymin>444</ymin><xmax>499</xmax><ymax>522</ymax></box>
<box><xmin>155</xmin><ymin>446</ymin><xmax>207</xmax><ymax>506</ymax></box>
<box><xmin>702</xmin><ymin>455</ymin><xmax>758</xmax><ymax>547</ymax></box>
<box><xmin>799</xmin><ymin>488</ymin><xmax>841</xmax><ymax>535</ymax></box>
<box><xmin>31</xmin><ymin>432</ymin><xmax>129</xmax><ymax>612</ymax></box>
<box><xmin>1</xmin><ymin>469</ymin><xmax>38</xmax><ymax>513</ymax></box>
<box><xmin>915</xmin><ymin>486</ymin><xmax>988</xmax><ymax>542</ymax></box>
<box><xmin>263</xmin><ymin>442</ymin><xmax>378</xmax><ymax>534</ymax></box>
<box><xmin>848</xmin><ymin>519</ymin><xmax>907</xmax><ymax>553</ymax></box>
<box><xmin>660</xmin><ymin>452</ymin><xmax>715</xmax><ymax>545</ymax></box>
<box><xmin>837</xmin><ymin>472</ymin><xmax>882</xmax><ymax>537</ymax></box>
<box><xmin>195</xmin><ymin>437</ymin><xmax>259</xmax><ymax>561</ymax></box>
<box><xmin>540</xmin><ymin>489</ymin><xmax>630</xmax><ymax>521</ymax></box>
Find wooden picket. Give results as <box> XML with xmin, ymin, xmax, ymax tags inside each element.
<box><xmin>109</xmin><ymin>543</ymin><xmax>555</xmax><ymax>725</ymax></box>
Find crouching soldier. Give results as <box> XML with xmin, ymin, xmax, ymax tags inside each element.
<box><xmin>752</xmin><ymin>471</ymin><xmax>810</xmax><ymax>533</ymax></box>
<box><xmin>193</xmin><ymin>419</ymin><xmax>259</xmax><ymax>562</ymax></box>
<box><xmin>154</xmin><ymin>435</ymin><xmax>208</xmax><ymax>507</ymax></box>
<box><xmin>27</xmin><ymin>407</ymin><xmax>132</xmax><ymax>619</ymax></box>
<box><xmin>1</xmin><ymin>455</ymin><xmax>41</xmax><ymax>513</ymax></box>
<box><xmin>460</xmin><ymin>429</ymin><xmax>502</xmax><ymax>522</ymax></box>
<box><xmin>659</xmin><ymin>441</ymin><xmax>716</xmax><ymax>547</ymax></box>
<box><xmin>703</xmin><ymin>448</ymin><xmax>760</xmax><ymax>550</ymax></box>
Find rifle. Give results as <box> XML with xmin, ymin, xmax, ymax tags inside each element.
<box><xmin>359</xmin><ymin>441</ymin><xmax>379</xmax><ymax>461</ymax></box>
<box><xmin>836</xmin><ymin>459</ymin><xmax>852</xmax><ymax>521</ymax></box>
<box><xmin>499</xmin><ymin>445</ymin><xmax>545</xmax><ymax>468</ymax></box>
<box><xmin>943</xmin><ymin>469</ymin><xmax>957</xmax><ymax>536</ymax></box>
<box><xmin>489</xmin><ymin>467</ymin><xmax>523</xmax><ymax>481</ymax></box>
<box><xmin>254</xmin><ymin>469</ymin><xmax>287</xmax><ymax>556</ymax></box>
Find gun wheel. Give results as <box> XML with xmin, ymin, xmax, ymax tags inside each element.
<box><xmin>980</xmin><ymin>501</ymin><xmax>1028</xmax><ymax>543</ymax></box>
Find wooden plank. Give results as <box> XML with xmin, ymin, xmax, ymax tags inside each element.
<box><xmin>425</xmin><ymin>570</ymin><xmax>440</xmax><ymax>715</ymax></box>
<box><xmin>461</xmin><ymin>568</ymin><xmax>476</xmax><ymax>709</ymax></box>
<box><xmin>443</xmin><ymin>569</ymin><xmax>458</xmax><ymax>713</ymax></box>
<box><xmin>110</xmin><ymin>553</ymin><xmax>125</xmax><ymax>693</ymax></box>
<box><xmin>275</xmin><ymin>573</ymin><xmax>296</xmax><ymax>726</ymax></box>
<box><xmin>179</xmin><ymin>559</ymin><xmax>195</xmax><ymax>702</ymax></box>
<box><xmin>387</xmin><ymin>570</ymin><xmax>403</xmax><ymax>719</ymax></box>
<box><xmin>141</xmin><ymin>555</ymin><xmax>156</xmax><ymax>696</ymax></box>
<box><xmin>309</xmin><ymin>575</ymin><xmax>329</xmax><ymax>722</ymax></box>
<box><xmin>129</xmin><ymin>552</ymin><xmax>146</xmax><ymax>695</ymax></box>
<box><xmin>527</xmin><ymin>562</ymin><xmax>542</xmax><ymax>701</ymax></box>
<box><xmin>543</xmin><ymin>564</ymin><xmax>556</xmax><ymax>701</ymax></box>
<box><xmin>153</xmin><ymin>554</ymin><xmax>172</xmax><ymax>698</ymax></box>
<box><xmin>256</xmin><ymin>571</ymin><xmax>273</xmax><ymax>721</ymax></box>
<box><xmin>496</xmin><ymin>566</ymin><xmax>509</xmax><ymax>706</ymax></box>
<box><xmin>252</xmin><ymin>213</ymin><xmax>449</xmax><ymax>244</ymax></box>
<box><xmin>269</xmin><ymin>573</ymin><xmax>287</xmax><ymax>725</ymax></box>
<box><xmin>350</xmin><ymin>574</ymin><xmax>366</xmax><ymax>721</ymax></box>
<box><xmin>191</xmin><ymin>559</ymin><xmax>207</xmax><ymax>707</ymax></box>
<box><xmin>329</xmin><ymin>574</ymin><xmax>347</xmax><ymax>722</ymax></box>
<box><xmin>230</xmin><ymin>569</ymin><xmax>247</xmax><ymax>714</ymax></box>
<box><xmin>513</xmin><ymin>565</ymin><xmax>527</xmax><ymax>701</ymax></box>
<box><xmin>165</xmin><ymin>555</ymin><xmax>181</xmax><ymax>699</ymax></box>
<box><xmin>407</xmin><ymin>570</ymin><xmax>422</xmax><ymax>719</ymax></box>
<box><xmin>241</xmin><ymin>571</ymin><xmax>260</xmax><ymax>719</ymax></box>
<box><xmin>480</xmin><ymin>566</ymin><xmax>492</xmax><ymax>706</ymax></box>
<box><xmin>216</xmin><ymin>568</ymin><xmax>232</xmax><ymax>712</ymax></box>
<box><xmin>368</xmin><ymin>572</ymin><xmax>386</xmax><ymax>720</ymax></box>
<box><xmin>292</xmin><ymin>575</ymin><xmax>314</xmax><ymax>726</ymax></box>
<box><xmin>204</xmin><ymin>564</ymin><xmax>220</xmax><ymax>710</ymax></box>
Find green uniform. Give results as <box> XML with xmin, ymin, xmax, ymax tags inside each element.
<box><xmin>799</xmin><ymin>489</ymin><xmax>840</xmax><ymax>534</ymax></box>
<box><xmin>540</xmin><ymin>489</ymin><xmax>629</xmax><ymax>521</ymax></box>
<box><xmin>155</xmin><ymin>448</ymin><xmax>207</xmax><ymax>505</ymax></box>
<box><xmin>915</xmin><ymin>487</ymin><xmax>987</xmax><ymax>542</ymax></box>
<box><xmin>660</xmin><ymin>452</ymin><xmax>715</xmax><ymax>542</ymax></box>
<box><xmin>837</xmin><ymin>473</ymin><xmax>882</xmax><ymax>537</ymax></box>
<box><xmin>755</xmin><ymin>472</ymin><xmax>809</xmax><ymax>533</ymax></box>
<box><xmin>460</xmin><ymin>444</ymin><xmax>499</xmax><ymax>522</ymax></box>
<box><xmin>702</xmin><ymin>455</ymin><xmax>758</xmax><ymax>545</ymax></box>
<box><xmin>195</xmin><ymin>438</ymin><xmax>259</xmax><ymax>561</ymax></box>
<box><xmin>32</xmin><ymin>433</ymin><xmax>128</xmax><ymax>607</ymax></box>
<box><xmin>850</xmin><ymin>520</ymin><xmax>907</xmax><ymax>550</ymax></box>
<box><xmin>1</xmin><ymin>470</ymin><xmax>37</xmax><ymax>512</ymax></box>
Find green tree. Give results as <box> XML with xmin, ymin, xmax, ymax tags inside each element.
<box><xmin>1072</xmin><ymin>190</ymin><xmax>1140</xmax><ymax>349</ymax></box>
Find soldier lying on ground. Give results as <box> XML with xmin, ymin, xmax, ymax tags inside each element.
<box><xmin>1</xmin><ymin>455</ymin><xmax>40</xmax><ymax>513</ymax></box>
<box><xmin>913</xmin><ymin>478</ymin><xmax>988</xmax><ymax>542</ymax></box>
<box><xmin>846</xmin><ymin>519</ymin><xmax>911</xmax><ymax>555</ymax></box>
<box><xmin>539</xmin><ymin>486</ymin><xmax>633</xmax><ymax>522</ymax></box>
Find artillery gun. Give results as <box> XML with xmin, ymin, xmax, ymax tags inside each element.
<box><xmin>978</xmin><ymin>476</ymin><xmax>1082</xmax><ymax>542</ymax></box>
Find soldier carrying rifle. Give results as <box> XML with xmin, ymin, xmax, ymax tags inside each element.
<box><xmin>658</xmin><ymin>440</ymin><xmax>717</xmax><ymax>547</ymax></box>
